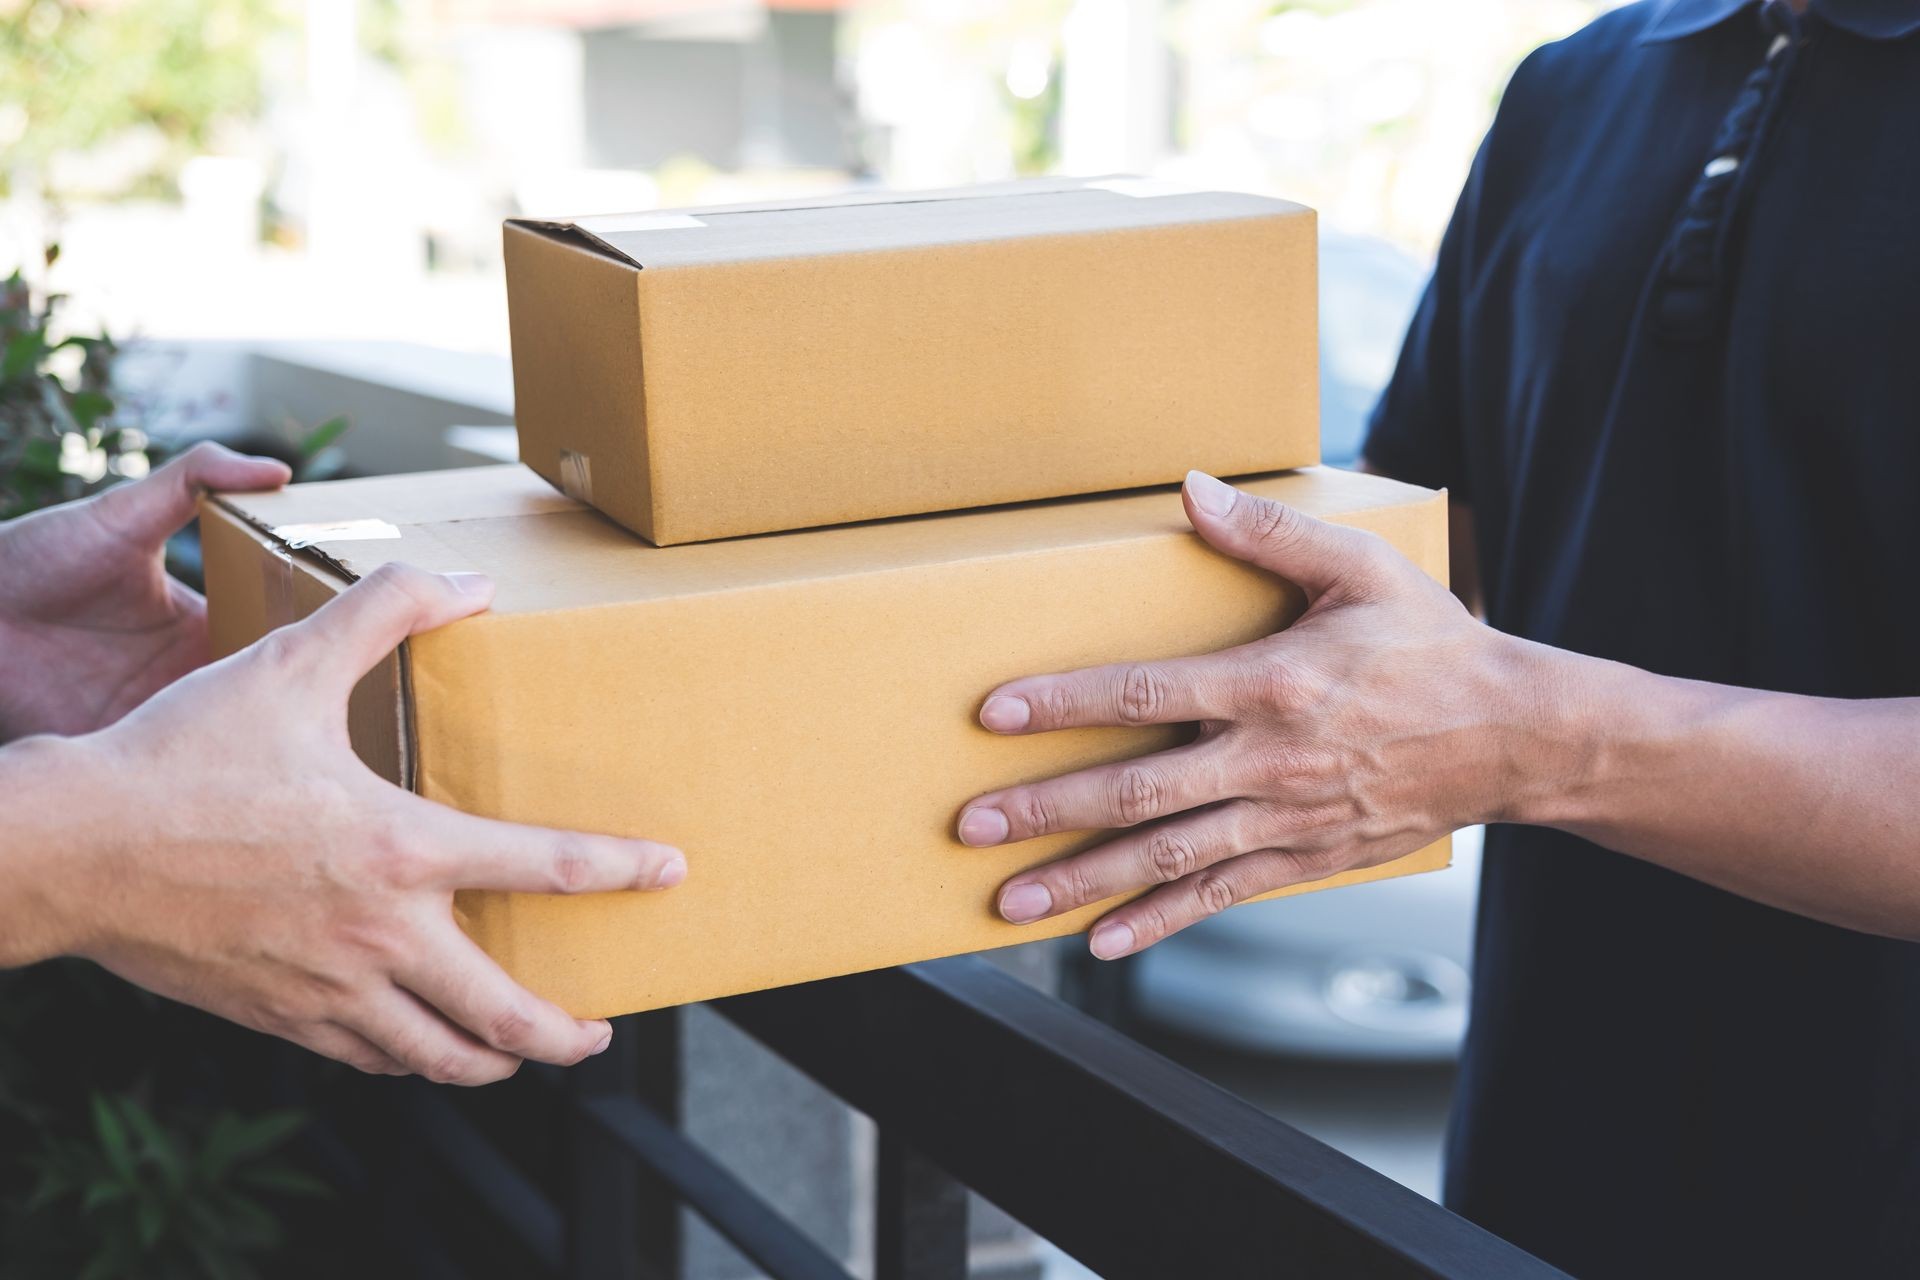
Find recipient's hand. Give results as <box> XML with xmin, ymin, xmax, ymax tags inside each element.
<box><xmin>0</xmin><ymin>441</ymin><xmax>291</xmax><ymax>741</ymax></box>
<box><xmin>34</xmin><ymin>564</ymin><xmax>687</xmax><ymax>1084</ymax></box>
<box><xmin>960</xmin><ymin>472</ymin><xmax>1525</xmax><ymax>961</ymax></box>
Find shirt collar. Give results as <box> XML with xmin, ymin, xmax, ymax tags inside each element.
<box><xmin>1639</xmin><ymin>0</ymin><xmax>1920</xmax><ymax>43</ymax></box>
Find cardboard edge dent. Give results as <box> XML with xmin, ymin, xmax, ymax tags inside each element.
<box><xmin>203</xmin><ymin>494</ymin><xmax>419</xmax><ymax>793</ymax></box>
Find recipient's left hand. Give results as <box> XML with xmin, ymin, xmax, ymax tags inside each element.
<box><xmin>959</xmin><ymin>471</ymin><xmax>1529</xmax><ymax>961</ymax></box>
<box><xmin>0</xmin><ymin>442</ymin><xmax>291</xmax><ymax>740</ymax></box>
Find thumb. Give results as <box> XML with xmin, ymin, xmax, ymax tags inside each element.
<box><xmin>285</xmin><ymin>563</ymin><xmax>493</xmax><ymax>691</ymax></box>
<box><xmin>94</xmin><ymin>441</ymin><xmax>291</xmax><ymax>545</ymax></box>
<box><xmin>1181</xmin><ymin>471</ymin><xmax>1376</xmax><ymax>599</ymax></box>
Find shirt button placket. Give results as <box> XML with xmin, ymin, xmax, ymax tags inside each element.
<box><xmin>1653</xmin><ymin>1</ymin><xmax>1804</xmax><ymax>342</ymax></box>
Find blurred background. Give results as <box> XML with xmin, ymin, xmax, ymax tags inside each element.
<box><xmin>1</xmin><ymin>2</ymin><xmax>1620</xmax><ymax>1274</ymax></box>
<box><xmin>3</xmin><ymin>0</ymin><xmax>1613</xmax><ymax>459</ymax></box>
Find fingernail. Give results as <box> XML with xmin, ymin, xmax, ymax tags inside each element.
<box><xmin>999</xmin><ymin>882</ymin><xmax>1052</xmax><ymax>924</ymax></box>
<box><xmin>654</xmin><ymin>853</ymin><xmax>687</xmax><ymax>889</ymax></box>
<box><xmin>958</xmin><ymin>807</ymin><xmax>1010</xmax><ymax>847</ymax></box>
<box><xmin>1090</xmin><ymin>920</ymin><xmax>1135</xmax><ymax>960</ymax></box>
<box><xmin>590</xmin><ymin>1029</ymin><xmax>613</xmax><ymax>1056</ymax></box>
<box><xmin>444</xmin><ymin>571</ymin><xmax>493</xmax><ymax>597</ymax></box>
<box><xmin>1185</xmin><ymin>471</ymin><xmax>1236</xmax><ymax>518</ymax></box>
<box><xmin>980</xmin><ymin>695</ymin><xmax>1031</xmax><ymax>733</ymax></box>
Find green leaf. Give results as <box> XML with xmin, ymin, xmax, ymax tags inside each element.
<box><xmin>197</xmin><ymin>1108</ymin><xmax>305</xmax><ymax>1183</ymax></box>
<box><xmin>135</xmin><ymin>1192</ymin><xmax>167</xmax><ymax>1248</ymax></box>
<box><xmin>235</xmin><ymin>1161</ymin><xmax>329</xmax><ymax>1198</ymax></box>
<box><xmin>69</xmin><ymin>389</ymin><xmax>114</xmax><ymax>430</ymax></box>
<box><xmin>81</xmin><ymin>1180</ymin><xmax>128</xmax><ymax>1213</ymax></box>
<box><xmin>91</xmin><ymin>1095</ymin><xmax>136</xmax><ymax>1184</ymax></box>
<box><xmin>3</xmin><ymin>330</ymin><xmax>46</xmax><ymax>380</ymax></box>
<box><xmin>19</xmin><ymin>436</ymin><xmax>60</xmax><ymax>474</ymax></box>
<box><xmin>297</xmin><ymin>414</ymin><xmax>348</xmax><ymax>458</ymax></box>
<box><xmin>222</xmin><ymin>1109</ymin><xmax>305</xmax><ymax>1163</ymax></box>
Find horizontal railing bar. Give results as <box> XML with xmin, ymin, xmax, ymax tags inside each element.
<box><xmin>715</xmin><ymin>957</ymin><xmax>1569</xmax><ymax>1280</ymax></box>
<box><xmin>579</xmin><ymin>1094</ymin><xmax>859</xmax><ymax>1280</ymax></box>
<box><xmin>407</xmin><ymin>1081</ymin><xmax>566</xmax><ymax>1274</ymax></box>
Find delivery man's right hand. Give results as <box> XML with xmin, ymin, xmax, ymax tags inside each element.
<box><xmin>12</xmin><ymin>563</ymin><xmax>685</xmax><ymax>1085</ymax></box>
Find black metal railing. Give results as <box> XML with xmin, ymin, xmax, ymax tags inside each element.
<box><xmin>304</xmin><ymin>957</ymin><xmax>1568</xmax><ymax>1280</ymax></box>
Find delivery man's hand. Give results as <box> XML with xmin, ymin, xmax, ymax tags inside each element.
<box><xmin>959</xmin><ymin>471</ymin><xmax>1528</xmax><ymax>960</ymax></box>
<box><xmin>6</xmin><ymin>563</ymin><xmax>686</xmax><ymax>1084</ymax></box>
<box><xmin>0</xmin><ymin>441</ymin><xmax>292</xmax><ymax>742</ymax></box>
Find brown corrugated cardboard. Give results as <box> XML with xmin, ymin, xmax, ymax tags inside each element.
<box><xmin>504</xmin><ymin>176</ymin><xmax>1319</xmax><ymax>545</ymax></box>
<box><xmin>202</xmin><ymin>464</ymin><xmax>1448</xmax><ymax>1019</ymax></box>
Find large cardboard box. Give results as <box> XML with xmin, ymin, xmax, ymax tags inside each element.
<box><xmin>504</xmin><ymin>177</ymin><xmax>1319</xmax><ymax>545</ymax></box>
<box><xmin>202</xmin><ymin>465</ymin><xmax>1448</xmax><ymax>1018</ymax></box>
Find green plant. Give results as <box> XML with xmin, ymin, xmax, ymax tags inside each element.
<box><xmin>7</xmin><ymin>1096</ymin><xmax>325</xmax><ymax>1280</ymax></box>
<box><xmin>0</xmin><ymin>0</ymin><xmax>285</xmax><ymax>199</ymax></box>
<box><xmin>0</xmin><ymin>245</ymin><xmax>149</xmax><ymax>520</ymax></box>
<box><xmin>0</xmin><ymin>240</ymin><xmax>355</xmax><ymax>1275</ymax></box>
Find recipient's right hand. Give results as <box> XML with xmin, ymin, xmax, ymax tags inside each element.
<box><xmin>20</xmin><ymin>563</ymin><xmax>686</xmax><ymax>1085</ymax></box>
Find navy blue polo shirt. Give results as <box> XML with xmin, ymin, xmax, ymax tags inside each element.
<box><xmin>1363</xmin><ymin>1</ymin><xmax>1920</xmax><ymax>1276</ymax></box>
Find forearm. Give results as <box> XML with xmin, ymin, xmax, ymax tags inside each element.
<box><xmin>0</xmin><ymin>734</ymin><xmax>90</xmax><ymax>967</ymax></box>
<box><xmin>1500</xmin><ymin>638</ymin><xmax>1920</xmax><ymax>938</ymax></box>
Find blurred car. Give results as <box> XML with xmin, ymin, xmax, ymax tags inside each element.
<box><xmin>1130</xmin><ymin>230</ymin><xmax>1479</xmax><ymax>1064</ymax></box>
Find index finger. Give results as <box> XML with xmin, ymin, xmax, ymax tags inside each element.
<box><xmin>980</xmin><ymin>653</ymin><xmax>1237</xmax><ymax>735</ymax></box>
<box><xmin>289</xmin><ymin>562</ymin><xmax>493</xmax><ymax>691</ymax></box>
<box><xmin>404</xmin><ymin>798</ymin><xmax>687</xmax><ymax>895</ymax></box>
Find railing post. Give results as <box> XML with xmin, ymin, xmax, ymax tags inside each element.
<box><xmin>874</xmin><ymin>1130</ymin><xmax>968</xmax><ymax>1280</ymax></box>
<box><xmin>566</xmin><ymin>1007</ymin><xmax>684</xmax><ymax>1280</ymax></box>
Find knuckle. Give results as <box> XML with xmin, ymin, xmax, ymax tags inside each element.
<box><xmin>1113</xmin><ymin>667</ymin><xmax>1167</xmax><ymax>725</ymax></box>
<box><xmin>1053</xmin><ymin>861</ymin><xmax>1103</xmax><ymax>911</ymax></box>
<box><xmin>1245</xmin><ymin>497</ymin><xmax>1304</xmax><ymax>551</ymax></box>
<box><xmin>367</xmin><ymin>821</ymin><xmax>433</xmax><ymax>889</ymax></box>
<box><xmin>1129</xmin><ymin>899</ymin><xmax>1174</xmax><ymax>948</ymax></box>
<box><xmin>484</xmin><ymin>1002</ymin><xmax>538</xmax><ymax>1053</ymax></box>
<box><xmin>1011</xmin><ymin>788</ymin><xmax>1059</xmax><ymax>837</ymax></box>
<box><xmin>1144</xmin><ymin>827</ymin><xmax>1202</xmax><ymax>883</ymax></box>
<box><xmin>421</xmin><ymin>1049</ymin><xmax>478</xmax><ymax>1086</ymax></box>
<box><xmin>1117</xmin><ymin>665</ymin><xmax>1169</xmax><ymax>725</ymax></box>
<box><xmin>362</xmin><ymin>561</ymin><xmax>439</xmax><ymax>612</ymax></box>
<box><xmin>249</xmin><ymin>628</ymin><xmax>305</xmax><ymax>677</ymax></box>
<box><xmin>1288</xmin><ymin>846</ymin><xmax>1345</xmax><ymax>883</ymax></box>
<box><xmin>1192</xmin><ymin>870</ymin><xmax>1239</xmax><ymax>917</ymax></box>
<box><xmin>1029</xmin><ymin>682</ymin><xmax>1078</xmax><ymax>730</ymax></box>
<box><xmin>1253</xmin><ymin>741</ymin><xmax>1311</xmax><ymax>789</ymax></box>
<box><xmin>345</xmin><ymin>1050</ymin><xmax>393</xmax><ymax>1076</ymax></box>
<box><xmin>1254</xmin><ymin>659</ymin><xmax>1313</xmax><ymax>712</ymax></box>
<box><xmin>1110</xmin><ymin>765</ymin><xmax>1164</xmax><ymax>826</ymax></box>
<box><xmin>548</xmin><ymin>836</ymin><xmax>597</xmax><ymax>894</ymax></box>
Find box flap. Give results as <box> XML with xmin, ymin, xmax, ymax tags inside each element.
<box><xmin>507</xmin><ymin>175</ymin><xmax>1307</xmax><ymax>271</ymax></box>
<box><xmin>211</xmin><ymin>464</ymin><xmax>1440</xmax><ymax>615</ymax></box>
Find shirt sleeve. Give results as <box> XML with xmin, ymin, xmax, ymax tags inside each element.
<box><xmin>1359</xmin><ymin>133</ymin><xmax>1491</xmax><ymax>503</ymax></box>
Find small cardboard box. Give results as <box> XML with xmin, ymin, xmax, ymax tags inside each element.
<box><xmin>504</xmin><ymin>177</ymin><xmax>1319</xmax><ymax>545</ymax></box>
<box><xmin>202</xmin><ymin>465</ymin><xmax>1448</xmax><ymax>1018</ymax></box>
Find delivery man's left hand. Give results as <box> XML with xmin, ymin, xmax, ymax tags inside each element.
<box><xmin>958</xmin><ymin>471</ymin><xmax>1533</xmax><ymax>960</ymax></box>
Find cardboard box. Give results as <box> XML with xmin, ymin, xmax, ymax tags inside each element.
<box><xmin>504</xmin><ymin>177</ymin><xmax>1319</xmax><ymax>545</ymax></box>
<box><xmin>202</xmin><ymin>464</ymin><xmax>1448</xmax><ymax>1018</ymax></box>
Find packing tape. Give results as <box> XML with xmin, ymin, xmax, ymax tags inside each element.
<box><xmin>262</xmin><ymin>545</ymin><xmax>296</xmax><ymax>633</ymax></box>
<box><xmin>1086</xmin><ymin>177</ymin><xmax>1208</xmax><ymax>199</ymax></box>
<box><xmin>558</xmin><ymin>449</ymin><xmax>594</xmax><ymax>504</ymax></box>
<box><xmin>576</xmin><ymin>212</ymin><xmax>706</xmax><ymax>233</ymax></box>
<box><xmin>271</xmin><ymin>518</ymin><xmax>402</xmax><ymax>551</ymax></box>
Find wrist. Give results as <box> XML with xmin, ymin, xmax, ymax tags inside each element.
<box><xmin>0</xmin><ymin>732</ymin><xmax>109</xmax><ymax>966</ymax></box>
<box><xmin>1470</xmin><ymin>631</ymin><xmax>1618</xmax><ymax>830</ymax></box>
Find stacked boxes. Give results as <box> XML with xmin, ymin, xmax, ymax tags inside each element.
<box><xmin>202</xmin><ymin>177</ymin><xmax>1451</xmax><ymax>1018</ymax></box>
